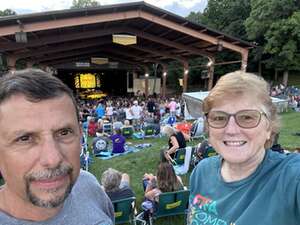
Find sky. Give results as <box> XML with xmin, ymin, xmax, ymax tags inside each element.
<box><xmin>0</xmin><ymin>0</ymin><xmax>207</xmax><ymax>17</ymax></box>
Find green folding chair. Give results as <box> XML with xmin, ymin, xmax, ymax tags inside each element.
<box><xmin>143</xmin><ymin>125</ymin><xmax>155</xmax><ymax>138</ymax></box>
<box><xmin>174</xmin><ymin>148</ymin><xmax>186</xmax><ymax>165</ymax></box>
<box><xmin>122</xmin><ymin>127</ymin><xmax>134</xmax><ymax>138</ymax></box>
<box><xmin>149</xmin><ymin>189</ymin><xmax>190</xmax><ymax>225</ymax></box>
<box><xmin>112</xmin><ymin>196</ymin><xmax>137</xmax><ymax>225</ymax></box>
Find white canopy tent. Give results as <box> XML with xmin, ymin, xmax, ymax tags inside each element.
<box><xmin>182</xmin><ymin>91</ymin><xmax>289</xmax><ymax>120</ymax></box>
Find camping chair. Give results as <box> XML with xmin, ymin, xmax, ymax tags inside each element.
<box><xmin>143</xmin><ymin>125</ymin><xmax>156</xmax><ymax>138</ymax></box>
<box><xmin>149</xmin><ymin>189</ymin><xmax>190</xmax><ymax>225</ymax></box>
<box><xmin>173</xmin><ymin>147</ymin><xmax>193</xmax><ymax>175</ymax></box>
<box><xmin>112</xmin><ymin>196</ymin><xmax>137</xmax><ymax>225</ymax></box>
<box><xmin>190</xmin><ymin>117</ymin><xmax>205</xmax><ymax>140</ymax></box>
<box><xmin>122</xmin><ymin>126</ymin><xmax>134</xmax><ymax>138</ymax></box>
<box><xmin>103</xmin><ymin>123</ymin><xmax>113</xmax><ymax>134</ymax></box>
<box><xmin>173</xmin><ymin>148</ymin><xmax>186</xmax><ymax>165</ymax></box>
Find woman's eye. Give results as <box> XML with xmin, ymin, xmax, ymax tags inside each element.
<box><xmin>213</xmin><ymin>116</ymin><xmax>226</xmax><ymax>121</ymax></box>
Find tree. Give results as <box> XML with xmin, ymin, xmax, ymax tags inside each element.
<box><xmin>185</xmin><ymin>0</ymin><xmax>252</xmax><ymax>83</ymax></box>
<box><xmin>200</xmin><ymin>0</ymin><xmax>251</xmax><ymax>40</ymax></box>
<box><xmin>71</xmin><ymin>0</ymin><xmax>100</xmax><ymax>9</ymax></box>
<box><xmin>245</xmin><ymin>0</ymin><xmax>300</xmax><ymax>84</ymax></box>
<box><xmin>0</xmin><ymin>9</ymin><xmax>16</xmax><ymax>17</ymax></box>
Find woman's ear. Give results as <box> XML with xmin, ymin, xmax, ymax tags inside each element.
<box><xmin>204</xmin><ymin>121</ymin><xmax>209</xmax><ymax>137</ymax></box>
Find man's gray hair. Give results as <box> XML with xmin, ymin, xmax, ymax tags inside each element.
<box><xmin>101</xmin><ymin>168</ymin><xmax>122</xmax><ymax>192</ymax></box>
<box><xmin>0</xmin><ymin>68</ymin><xmax>79</xmax><ymax>121</ymax></box>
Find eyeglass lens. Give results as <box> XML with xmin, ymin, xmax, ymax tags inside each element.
<box><xmin>207</xmin><ymin>110</ymin><xmax>262</xmax><ymax>128</ymax></box>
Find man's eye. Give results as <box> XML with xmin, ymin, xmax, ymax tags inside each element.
<box><xmin>58</xmin><ymin>129</ymin><xmax>73</xmax><ymax>137</ymax></box>
<box><xmin>16</xmin><ymin>135</ymin><xmax>32</xmax><ymax>143</ymax></box>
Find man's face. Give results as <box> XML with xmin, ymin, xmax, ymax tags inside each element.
<box><xmin>0</xmin><ymin>94</ymin><xmax>81</xmax><ymax>209</ymax></box>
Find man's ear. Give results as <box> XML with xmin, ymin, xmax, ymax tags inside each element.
<box><xmin>79</xmin><ymin>125</ymin><xmax>83</xmax><ymax>136</ymax></box>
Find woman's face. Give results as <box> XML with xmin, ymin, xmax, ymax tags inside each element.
<box><xmin>207</xmin><ymin>96</ymin><xmax>271</xmax><ymax>167</ymax></box>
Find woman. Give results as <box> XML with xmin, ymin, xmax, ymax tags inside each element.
<box><xmin>143</xmin><ymin>162</ymin><xmax>184</xmax><ymax>202</ymax></box>
<box><xmin>189</xmin><ymin>71</ymin><xmax>300</xmax><ymax>225</ymax></box>
<box><xmin>162</xmin><ymin>125</ymin><xmax>190</xmax><ymax>161</ymax></box>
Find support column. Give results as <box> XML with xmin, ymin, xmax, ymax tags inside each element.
<box><xmin>241</xmin><ymin>50</ymin><xmax>249</xmax><ymax>72</ymax></box>
<box><xmin>162</xmin><ymin>64</ymin><xmax>168</xmax><ymax>98</ymax></box>
<box><xmin>182</xmin><ymin>61</ymin><xmax>189</xmax><ymax>93</ymax></box>
<box><xmin>207</xmin><ymin>58</ymin><xmax>215</xmax><ymax>91</ymax></box>
<box><xmin>39</xmin><ymin>64</ymin><xmax>48</xmax><ymax>71</ymax></box>
<box><xmin>26</xmin><ymin>61</ymin><xmax>34</xmax><ymax>68</ymax></box>
<box><xmin>6</xmin><ymin>55</ymin><xmax>17</xmax><ymax>71</ymax></box>
<box><xmin>144</xmin><ymin>66</ymin><xmax>150</xmax><ymax>98</ymax></box>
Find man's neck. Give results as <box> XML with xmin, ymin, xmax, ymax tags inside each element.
<box><xmin>0</xmin><ymin>185</ymin><xmax>62</xmax><ymax>222</ymax></box>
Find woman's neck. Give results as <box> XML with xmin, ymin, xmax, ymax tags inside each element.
<box><xmin>221</xmin><ymin>150</ymin><xmax>266</xmax><ymax>182</ymax></box>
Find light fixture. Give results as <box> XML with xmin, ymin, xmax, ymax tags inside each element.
<box><xmin>145</xmin><ymin>73</ymin><xmax>149</xmax><ymax>77</ymax></box>
<box><xmin>112</xmin><ymin>34</ymin><xmax>137</xmax><ymax>45</ymax></box>
<box><xmin>15</xmin><ymin>31</ymin><xmax>27</xmax><ymax>43</ymax></box>
<box><xmin>91</xmin><ymin>57</ymin><xmax>108</xmax><ymax>65</ymax></box>
<box><xmin>163</xmin><ymin>72</ymin><xmax>167</xmax><ymax>77</ymax></box>
<box><xmin>207</xmin><ymin>61</ymin><xmax>213</xmax><ymax>67</ymax></box>
<box><xmin>178</xmin><ymin>78</ymin><xmax>183</xmax><ymax>86</ymax></box>
<box><xmin>184</xmin><ymin>69</ymin><xmax>189</xmax><ymax>75</ymax></box>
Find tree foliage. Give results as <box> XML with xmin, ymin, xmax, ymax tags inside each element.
<box><xmin>200</xmin><ymin>0</ymin><xmax>251</xmax><ymax>40</ymax></box>
<box><xmin>0</xmin><ymin>9</ymin><xmax>16</xmax><ymax>17</ymax></box>
<box><xmin>245</xmin><ymin>0</ymin><xmax>300</xmax><ymax>70</ymax></box>
<box><xmin>71</xmin><ymin>0</ymin><xmax>100</xmax><ymax>9</ymax></box>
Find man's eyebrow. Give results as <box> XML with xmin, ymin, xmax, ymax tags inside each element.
<box><xmin>11</xmin><ymin>130</ymin><xmax>35</xmax><ymax>136</ymax></box>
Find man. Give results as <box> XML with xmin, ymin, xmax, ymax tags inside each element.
<box><xmin>0</xmin><ymin>69</ymin><xmax>114</xmax><ymax>224</ymax></box>
<box><xmin>101</xmin><ymin>168</ymin><xmax>135</xmax><ymax>202</ymax></box>
<box><xmin>130</xmin><ymin>100</ymin><xmax>142</xmax><ymax>130</ymax></box>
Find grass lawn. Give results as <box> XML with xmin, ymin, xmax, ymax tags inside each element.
<box><xmin>0</xmin><ymin>111</ymin><xmax>299</xmax><ymax>224</ymax></box>
<box><xmin>88</xmin><ymin>110</ymin><xmax>300</xmax><ymax>225</ymax></box>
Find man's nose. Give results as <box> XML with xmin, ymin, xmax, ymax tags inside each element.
<box><xmin>39</xmin><ymin>137</ymin><xmax>63</xmax><ymax>168</ymax></box>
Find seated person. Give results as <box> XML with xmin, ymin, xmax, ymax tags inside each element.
<box><xmin>113</xmin><ymin>120</ymin><xmax>123</xmax><ymax>130</ymax></box>
<box><xmin>104</xmin><ymin>128</ymin><xmax>126</xmax><ymax>154</ymax></box>
<box><xmin>140</xmin><ymin>159</ymin><xmax>184</xmax><ymax>221</ymax></box>
<box><xmin>193</xmin><ymin>140</ymin><xmax>217</xmax><ymax>166</ymax></box>
<box><xmin>96</xmin><ymin>118</ymin><xmax>104</xmax><ymax>135</ymax></box>
<box><xmin>162</xmin><ymin>125</ymin><xmax>190</xmax><ymax>161</ymax></box>
<box><xmin>101</xmin><ymin>168</ymin><xmax>135</xmax><ymax>202</ymax></box>
<box><xmin>87</xmin><ymin>116</ymin><xmax>98</xmax><ymax>137</ymax></box>
<box><xmin>143</xmin><ymin>161</ymin><xmax>184</xmax><ymax>203</ymax></box>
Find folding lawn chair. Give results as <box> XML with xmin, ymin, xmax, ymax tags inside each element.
<box><xmin>112</xmin><ymin>196</ymin><xmax>137</xmax><ymax>225</ymax></box>
<box><xmin>103</xmin><ymin>123</ymin><xmax>113</xmax><ymax>134</ymax></box>
<box><xmin>173</xmin><ymin>147</ymin><xmax>193</xmax><ymax>175</ymax></box>
<box><xmin>148</xmin><ymin>189</ymin><xmax>190</xmax><ymax>225</ymax></box>
<box><xmin>143</xmin><ymin>125</ymin><xmax>156</xmax><ymax>138</ymax></box>
<box><xmin>122</xmin><ymin>126</ymin><xmax>134</xmax><ymax>139</ymax></box>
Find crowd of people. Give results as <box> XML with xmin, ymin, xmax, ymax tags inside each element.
<box><xmin>270</xmin><ymin>83</ymin><xmax>300</xmax><ymax>111</ymax></box>
<box><xmin>0</xmin><ymin>68</ymin><xmax>299</xmax><ymax>225</ymax></box>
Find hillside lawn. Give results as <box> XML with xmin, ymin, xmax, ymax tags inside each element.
<box><xmin>89</xmin><ymin>109</ymin><xmax>300</xmax><ymax>225</ymax></box>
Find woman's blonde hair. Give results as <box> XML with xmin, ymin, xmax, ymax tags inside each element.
<box><xmin>161</xmin><ymin>125</ymin><xmax>176</xmax><ymax>137</ymax></box>
<box><xmin>203</xmin><ymin>70</ymin><xmax>280</xmax><ymax>149</ymax></box>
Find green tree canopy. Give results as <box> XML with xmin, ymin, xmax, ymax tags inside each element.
<box><xmin>0</xmin><ymin>9</ymin><xmax>16</xmax><ymax>17</ymax></box>
<box><xmin>71</xmin><ymin>0</ymin><xmax>100</xmax><ymax>9</ymax></box>
<box><xmin>245</xmin><ymin>0</ymin><xmax>300</xmax><ymax>71</ymax></box>
<box><xmin>200</xmin><ymin>0</ymin><xmax>251</xmax><ymax>40</ymax></box>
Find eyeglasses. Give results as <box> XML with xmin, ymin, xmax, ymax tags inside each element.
<box><xmin>206</xmin><ymin>109</ymin><xmax>267</xmax><ymax>129</ymax></box>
